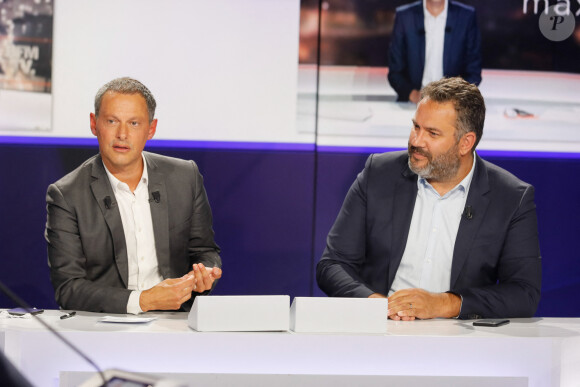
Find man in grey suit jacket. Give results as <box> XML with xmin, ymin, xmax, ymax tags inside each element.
<box><xmin>317</xmin><ymin>77</ymin><xmax>541</xmax><ymax>320</ymax></box>
<box><xmin>46</xmin><ymin>77</ymin><xmax>222</xmax><ymax>314</ymax></box>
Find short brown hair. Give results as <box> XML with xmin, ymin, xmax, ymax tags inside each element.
<box><xmin>420</xmin><ymin>77</ymin><xmax>485</xmax><ymax>150</ymax></box>
<box><xmin>94</xmin><ymin>77</ymin><xmax>157</xmax><ymax>123</ymax></box>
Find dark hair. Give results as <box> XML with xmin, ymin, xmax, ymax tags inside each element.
<box><xmin>94</xmin><ymin>77</ymin><xmax>156</xmax><ymax>123</ymax></box>
<box><xmin>420</xmin><ymin>77</ymin><xmax>485</xmax><ymax>150</ymax></box>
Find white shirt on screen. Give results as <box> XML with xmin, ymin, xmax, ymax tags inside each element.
<box><xmin>389</xmin><ymin>155</ymin><xmax>476</xmax><ymax>296</ymax></box>
<box><xmin>422</xmin><ymin>0</ymin><xmax>448</xmax><ymax>87</ymax></box>
<box><xmin>103</xmin><ymin>154</ymin><xmax>162</xmax><ymax>314</ymax></box>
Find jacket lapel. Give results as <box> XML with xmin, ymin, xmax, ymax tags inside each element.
<box><xmin>414</xmin><ymin>5</ymin><xmax>426</xmax><ymax>75</ymax></box>
<box><xmin>388</xmin><ymin>162</ymin><xmax>418</xmax><ymax>288</ymax></box>
<box><xmin>89</xmin><ymin>155</ymin><xmax>129</xmax><ymax>287</ymax></box>
<box><xmin>443</xmin><ymin>2</ymin><xmax>457</xmax><ymax>76</ymax></box>
<box><xmin>145</xmin><ymin>153</ymin><xmax>170</xmax><ymax>279</ymax></box>
<box><xmin>450</xmin><ymin>154</ymin><xmax>490</xmax><ymax>288</ymax></box>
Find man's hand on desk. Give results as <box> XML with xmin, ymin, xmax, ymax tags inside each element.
<box><xmin>139</xmin><ymin>274</ymin><xmax>195</xmax><ymax>312</ymax></box>
<box><xmin>386</xmin><ymin>289</ymin><xmax>461</xmax><ymax>320</ymax></box>
<box><xmin>189</xmin><ymin>263</ymin><xmax>222</xmax><ymax>294</ymax></box>
<box><xmin>369</xmin><ymin>292</ymin><xmax>415</xmax><ymax>321</ymax></box>
<box><xmin>369</xmin><ymin>289</ymin><xmax>462</xmax><ymax>320</ymax></box>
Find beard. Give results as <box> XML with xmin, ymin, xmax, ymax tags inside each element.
<box><xmin>408</xmin><ymin>141</ymin><xmax>461</xmax><ymax>181</ymax></box>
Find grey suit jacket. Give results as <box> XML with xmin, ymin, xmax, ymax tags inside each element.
<box><xmin>317</xmin><ymin>151</ymin><xmax>542</xmax><ymax>319</ymax></box>
<box><xmin>46</xmin><ymin>151</ymin><xmax>221</xmax><ymax>313</ymax></box>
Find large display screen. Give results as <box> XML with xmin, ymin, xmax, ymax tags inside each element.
<box><xmin>0</xmin><ymin>0</ymin><xmax>308</xmax><ymax>145</ymax></box>
<box><xmin>0</xmin><ymin>0</ymin><xmax>53</xmax><ymax>133</ymax></box>
<box><xmin>298</xmin><ymin>0</ymin><xmax>580</xmax><ymax>153</ymax></box>
<box><xmin>0</xmin><ymin>0</ymin><xmax>579</xmax><ymax>154</ymax></box>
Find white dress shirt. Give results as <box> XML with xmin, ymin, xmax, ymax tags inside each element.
<box><xmin>389</xmin><ymin>155</ymin><xmax>476</xmax><ymax>295</ymax></box>
<box><xmin>103</xmin><ymin>154</ymin><xmax>163</xmax><ymax>314</ymax></box>
<box><xmin>422</xmin><ymin>0</ymin><xmax>448</xmax><ymax>87</ymax></box>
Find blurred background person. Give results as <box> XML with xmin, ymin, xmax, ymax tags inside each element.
<box><xmin>387</xmin><ymin>0</ymin><xmax>482</xmax><ymax>103</ymax></box>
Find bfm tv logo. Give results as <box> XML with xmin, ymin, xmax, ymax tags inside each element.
<box><xmin>523</xmin><ymin>0</ymin><xmax>578</xmax><ymax>41</ymax></box>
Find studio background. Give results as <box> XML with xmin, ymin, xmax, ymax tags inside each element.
<box><xmin>0</xmin><ymin>0</ymin><xmax>578</xmax><ymax>317</ymax></box>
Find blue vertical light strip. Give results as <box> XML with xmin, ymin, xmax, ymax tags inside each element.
<box><xmin>146</xmin><ymin>139</ymin><xmax>315</xmax><ymax>151</ymax></box>
<box><xmin>315</xmin><ymin>144</ymin><xmax>580</xmax><ymax>159</ymax></box>
<box><xmin>2</xmin><ymin>134</ymin><xmax>579</xmax><ymax>160</ymax></box>
<box><xmin>476</xmin><ymin>149</ymin><xmax>580</xmax><ymax>159</ymax></box>
<box><xmin>0</xmin><ymin>136</ymin><xmax>98</xmax><ymax>147</ymax></box>
<box><xmin>0</xmin><ymin>136</ymin><xmax>316</xmax><ymax>151</ymax></box>
<box><xmin>0</xmin><ymin>135</ymin><xmax>578</xmax><ymax>159</ymax></box>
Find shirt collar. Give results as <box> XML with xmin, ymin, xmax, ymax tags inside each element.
<box><xmin>423</xmin><ymin>0</ymin><xmax>448</xmax><ymax>20</ymax></box>
<box><xmin>103</xmin><ymin>153</ymin><xmax>149</xmax><ymax>194</ymax></box>
<box><xmin>418</xmin><ymin>152</ymin><xmax>477</xmax><ymax>199</ymax></box>
<box><xmin>460</xmin><ymin>152</ymin><xmax>477</xmax><ymax>196</ymax></box>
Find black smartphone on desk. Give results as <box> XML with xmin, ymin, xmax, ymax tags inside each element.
<box><xmin>473</xmin><ymin>319</ymin><xmax>510</xmax><ymax>327</ymax></box>
<box><xmin>7</xmin><ymin>307</ymin><xmax>44</xmax><ymax>316</ymax></box>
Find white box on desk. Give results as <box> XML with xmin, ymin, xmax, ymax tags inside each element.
<box><xmin>188</xmin><ymin>295</ymin><xmax>290</xmax><ymax>332</ymax></box>
<box><xmin>290</xmin><ymin>297</ymin><xmax>388</xmax><ymax>334</ymax></box>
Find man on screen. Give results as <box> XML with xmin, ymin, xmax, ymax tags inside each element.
<box><xmin>388</xmin><ymin>0</ymin><xmax>482</xmax><ymax>103</ymax></box>
<box><xmin>46</xmin><ymin>77</ymin><xmax>222</xmax><ymax>314</ymax></box>
<box><xmin>317</xmin><ymin>77</ymin><xmax>541</xmax><ymax>320</ymax></box>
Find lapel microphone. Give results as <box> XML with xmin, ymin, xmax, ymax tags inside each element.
<box><xmin>463</xmin><ymin>205</ymin><xmax>473</xmax><ymax>220</ymax></box>
<box><xmin>151</xmin><ymin>191</ymin><xmax>161</xmax><ymax>203</ymax></box>
<box><xmin>104</xmin><ymin>196</ymin><xmax>112</xmax><ymax>209</ymax></box>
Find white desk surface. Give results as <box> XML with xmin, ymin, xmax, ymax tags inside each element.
<box><xmin>1</xmin><ymin>310</ymin><xmax>579</xmax><ymax>387</ymax></box>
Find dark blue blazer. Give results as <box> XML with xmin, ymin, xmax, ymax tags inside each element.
<box><xmin>387</xmin><ymin>1</ymin><xmax>482</xmax><ymax>101</ymax></box>
<box><xmin>317</xmin><ymin>151</ymin><xmax>542</xmax><ymax>319</ymax></box>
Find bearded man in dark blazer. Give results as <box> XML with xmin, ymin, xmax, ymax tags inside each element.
<box><xmin>46</xmin><ymin>77</ymin><xmax>222</xmax><ymax>314</ymax></box>
<box><xmin>317</xmin><ymin>77</ymin><xmax>541</xmax><ymax>320</ymax></box>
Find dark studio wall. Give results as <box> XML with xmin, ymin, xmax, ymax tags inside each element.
<box><xmin>0</xmin><ymin>143</ymin><xmax>578</xmax><ymax>317</ymax></box>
